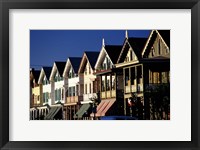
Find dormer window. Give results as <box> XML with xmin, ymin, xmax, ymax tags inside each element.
<box><xmin>125</xmin><ymin>56</ymin><xmax>129</xmax><ymax>62</ymax></box>
<box><xmin>68</xmin><ymin>67</ymin><xmax>75</xmax><ymax>78</ymax></box>
<box><xmin>149</xmin><ymin>47</ymin><xmax>155</xmax><ymax>57</ymax></box>
<box><xmin>43</xmin><ymin>78</ymin><xmax>49</xmax><ymax>85</ymax></box>
<box><xmin>54</xmin><ymin>73</ymin><xmax>63</xmax><ymax>82</ymax></box>
<box><xmin>33</xmin><ymin>79</ymin><xmax>37</xmax><ymax>87</ymax></box>
<box><xmin>84</xmin><ymin>66</ymin><xmax>87</xmax><ymax>75</ymax></box>
<box><xmin>130</xmin><ymin>50</ymin><xmax>133</xmax><ymax>61</ymax></box>
<box><xmin>101</xmin><ymin>56</ymin><xmax>112</xmax><ymax>70</ymax></box>
<box><xmin>89</xmin><ymin>66</ymin><xmax>91</xmax><ymax>74</ymax></box>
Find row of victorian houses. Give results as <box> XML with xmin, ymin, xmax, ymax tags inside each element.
<box><xmin>30</xmin><ymin>30</ymin><xmax>170</xmax><ymax>120</ymax></box>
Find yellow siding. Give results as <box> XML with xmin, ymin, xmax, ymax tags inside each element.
<box><xmin>32</xmin><ymin>86</ymin><xmax>40</xmax><ymax>95</ymax></box>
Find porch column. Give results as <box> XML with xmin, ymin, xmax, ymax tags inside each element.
<box><xmin>123</xmin><ymin>68</ymin><xmax>126</xmax><ymax>115</ymax></box>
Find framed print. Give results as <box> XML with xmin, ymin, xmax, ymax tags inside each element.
<box><xmin>0</xmin><ymin>0</ymin><xmax>200</xmax><ymax>150</ymax></box>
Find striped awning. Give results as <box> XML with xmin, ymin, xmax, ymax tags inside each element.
<box><xmin>74</xmin><ymin>103</ymin><xmax>91</xmax><ymax>119</ymax></box>
<box><xmin>44</xmin><ymin>106</ymin><xmax>62</xmax><ymax>120</ymax></box>
<box><xmin>91</xmin><ymin>99</ymin><xmax>116</xmax><ymax>117</ymax></box>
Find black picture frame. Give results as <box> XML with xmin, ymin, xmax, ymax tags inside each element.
<box><xmin>0</xmin><ymin>0</ymin><xmax>199</xmax><ymax>150</ymax></box>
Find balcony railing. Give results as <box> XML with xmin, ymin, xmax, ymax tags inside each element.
<box><xmin>125</xmin><ymin>84</ymin><xmax>143</xmax><ymax>93</ymax></box>
<box><xmin>131</xmin><ymin>85</ymin><xmax>137</xmax><ymax>92</ymax></box>
<box><xmin>101</xmin><ymin>90</ymin><xmax>116</xmax><ymax>99</ymax></box>
<box><xmin>125</xmin><ymin>86</ymin><xmax>130</xmax><ymax>93</ymax></box>
<box><xmin>83</xmin><ymin>93</ymin><xmax>97</xmax><ymax>101</ymax></box>
<box><xmin>66</xmin><ymin>96</ymin><xmax>82</xmax><ymax>103</ymax></box>
<box><xmin>111</xmin><ymin>90</ymin><xmax>116</xmax><ymax>97</ymax></box>
<box><xmin>145</xmin><ymin>83</ymin><xmax>169</xmax><ymax>92</ymax></box>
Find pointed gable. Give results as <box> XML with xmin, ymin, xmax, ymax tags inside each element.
<box><xmin>85</xmin><ymin>51</ymin><xmax>99</xmax><ymax>70</ymax></box>
<box><xmin>33</xmin><ymin>70</ymin><xmax>40</xmax><ymax>83</ymax></box>
<box><xmin>43</xmin><ymin>67</ymin><xmax>52</xmax><ymax>80</ymax></box>
<box><xmin>63</xmin><ymin>57</ymin><xmax>82</xmax><ymax>77</ymax></box>
<box><xmin>30</xmin><ymin>69</ymin><xmax>40</xmax><ymax>83</ymax></box>
<box><xmin>55</xmin><ymin>61</ymin><xmax>66</xmax><ymax>76</ymax></box>
<box><xmin>117</xmin><ymin>37</ymin><xmax>147</xmax><ymax>63</ymax></box>
<box><xmin>50</xmin><ymin>61</ymin><xmax>65</xmax><ymax>81</ymax></box>
<box><xmin>104</xmin><ymin>45</ymin><xmax>122</xmax><ymax>64</ymax></box>
<box><xmin>95</xmin><ymin>45</ymin><xmax>122</xmax><ymax>70</ymax></box>
<box><xmin>142</xmin><ymin>30</ymin><xmax>170</xmax><ymax>58</ymax></box>
<box><xmin>69</xmin><ymin>57</ymin><xmax>82</xmax><ymax>73</ymax></box>
<box><xmin>79</xmin><ymin>51</ymin><xmax>99</xmax><ymax>74</ymax></box>
<box><xmin>38</xmin><ymin>67</ymin><xmax>52</xmax><ymax>84</ymax></box>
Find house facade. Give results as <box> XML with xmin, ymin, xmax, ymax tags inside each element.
<box><xmin>30</xmin><ymin>68</ymin><xmax>40</xmax><ymax>120</ymax></box>
<box><xmin>116</xmin><ymin>30</ymin><xmax>170</xmax><ymax>120</ymax></box>
<box><xmin>30</xmin><ymin>68</ymin><xmax>50</xmax><ymax>120</ymax></box>
<box><xmin>43</xmin><ymin>62</ymin><xmax>66</xmax><ymax>120</ymax></box>
<box><xmin>62</xmin><ymin>57</ymin><xmax>83</xmax><ymax>120</ymax></box>
<box><xmin>75</xmin><ymin>51</ymin><xmax>99</xmax><ymax>119</ymax></box>
<box><xmin>92</xmin><ymin>39</ymin><xmax>124</xmax><ymax>119</ymax></box>
<box><xmin>36</xmin><ymin>67</ymin><xmax>53</xmax><ymax>119</ymax></box>
<box><xmin>30</xmin><ymin>30</ymin><xmax>170</xmax><ymax>120</ymax></box>
<box><xmin>49</xmin><ymin>62</ymin><xmax>66</xmax><ymax>104</ymax></box>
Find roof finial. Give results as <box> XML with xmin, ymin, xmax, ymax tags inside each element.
<box><xmin>102</xmin><ymin>38</ymin><xmax>105</xmax><ymax>47</ymax></box>
<box><xmin>125</xmin><ymin>30</ymin><xmax>128</xmax><ymax>39</ymax></box>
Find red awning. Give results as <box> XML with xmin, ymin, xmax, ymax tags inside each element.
<box><xmin>101</xmin><ymin>100</ymin><xmax>115</xmax><ymax>116</ymax></box>
<box><xmin>91</xmin><ymin>99</ymin><xmax>116</xmax><ymax>117</ymax></box>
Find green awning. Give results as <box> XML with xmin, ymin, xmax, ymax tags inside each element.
<box><xmin>74</xmin><ymin>103</ymin><xmax>91</xmax><ymax>119</ymax></box>
<box><xmin>44</xmin><ymin>106</ymin><xmax>62</xmax><ymax>120</ymax></box>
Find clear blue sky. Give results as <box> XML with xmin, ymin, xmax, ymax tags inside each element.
<box><xmin>30</xmin><ymin>30</ymin><xmax>151</xmax><ymax>70</ymax></box>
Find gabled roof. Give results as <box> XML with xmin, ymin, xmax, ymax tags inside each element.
<box><xmin>85</xmin><ymin>51</ymin><xmax>99</xmax><ymax>70</ymax></box>
<box><xmin>117</xmin><ymin>37</ymin><xmax>148</xmax><ymax>63</ymax></box>
<box><xmin>158</xmin><ymin>30</ymin><xmax>170</xmax><ymax>48</ymax></box>
<box><xmin>69</xmin><ymin>57</ymin><xmax>82</xmax><ymax>73</ymax></box>
<box><xmin>78</xmin><ymin>51</ymin><xmax>99</xmax><ymax>73</ymax></box>
<box><xmin>94</xmin><ymin>45</ymin><xmax>122</xmax><ymax>70</ymax></box>
<box><xmin>54</xmin><ymin>61</ymin><xmax>66</xmax><ymax>76</ymax></box>
<box><xmin>33</xmin><ymin>70</ymin><xmax>40</xmax><ymax>83</ymax></box>
<box><xmin>38</xmin><ymin>66</ymin><xmax>52</xmax><ymax>84</ymax></box>
<box><xmin>142</xmin><ymin>30</ymin><xmax>170</xmax><ymax>57</ymax></box>
<box><xmin>43</xmin><ymin>67</ymin><xmax>52</xmax><ymax>80</ymax></box>
<box><xmin>128</xmin><ymin>38</ymin><xmax>148</xmax><ymax>58</ymax></box>
<box><xmin>104</xmin><ymin>45</ymin><xmax>122</xmax><ymax>64</ymax></box>
<box><xmin>63</xmin><ymin>57</ymin><xmax>82</xmax><ymax>77</ymax></box>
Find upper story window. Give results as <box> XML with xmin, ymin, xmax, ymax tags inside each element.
<box><xmin>84</xmin><ymin>64</ymin><xmax>87</xmax><ymax>75</ymax></box>
<box><xmin>137</xmin><ymin>65</ymin><xmax>142</xmax><ymax>84</ymax></box>
<box><xmin>68</xmin><ymin>67</ymin><xmax>75</xmax><ymax>78</ymax></box>
<box><xmin>33</xmin><ymin>79</ymin><xmax>38</xmax><ymax>87</ymax></box>
<box><xmin>101</xmin><ymin>56</ymin><xmax>112</xmax><ymax>70</ymax></box>
<box><xmin>89</xmin><ymin>83</ymin><xmax>91</xmax><ymax>93</ymax></box>
<box><xmin>125</xmin><ymin>68</ymin><xmax>130</xmax><ymax>86</ymax></box>
<box><xmin>111</xmin><ymin>75</ymin><xmax>116</xmax><ymax>90</ymax></box>
<box><xmin>84</xmin><ymin>62</ymin><xmax>92</xmax><ymax>75</ymax></box>
<box><xmin>43</xmin><ymin>77</ymin><xmax>49</xmax><ymax>85</ymax></box>
<box><xmin>85</xmin><ymin>84</ymin><xmax>87</xmax><ymax>94</ymax></box>
<box><xmin>130</xmin><ymin>51</ymin><xmax>133</xmax><ymax>61</ymax></box>
<box><xmin>106</xmin><ymin>76</ymin><xmax>110</xmax><ymax>91</ymax></box>
<box><xmin>149</xmin><ymin>47</ymin><xmax>155</xmax><ymax>57</ymax></box>
<box><xmin>101</xmin><ymin>76</ymin><xmax>106</xmax><ymax>92</ymax></box>
<box><xmin>127</xmin><ymin>48</ymin><xmax>137</xmax><ymax>62</ymax></box>
<box><xmin>55</xmin><ymin>72</ymin><xmax>63</xmax><ymax>82</ymax></box>
<box><xmin>125</xmin><ymin>56</ymin><xmax>129</xmax><ymax>62</ymax></box>
<box><xmin>68</xmin><ymin>86</ymin><xmax>75</xmax><ymax>97</ymax></box>
<box><xmin>89</xmin><ymin>66</ymin><xmax>91</xmax><ymax>74</ymax></box>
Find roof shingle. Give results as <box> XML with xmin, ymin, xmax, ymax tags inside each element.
<box><xmin>85</xmin><ymin>51</ymin><xmax>99</xmax><ymax>70</ymax></box>
<box><xmin>55</xmin><ymin>61</ymin><xmax>66</xmax><ymax>76</ymax></box>
<box><xmin>43</xmin><ymin>67</ymin><xmax>52</xmax><ymax>80</ymax></box>
<box><xmin>104</xmin><ymin>45</ymin><xmax>122</xmax><ymax>64</ymax></box>
<box><xmin>68</xmin><ymin>57</ymin><xmax>82</xmax><ymax>73</ymax></box>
